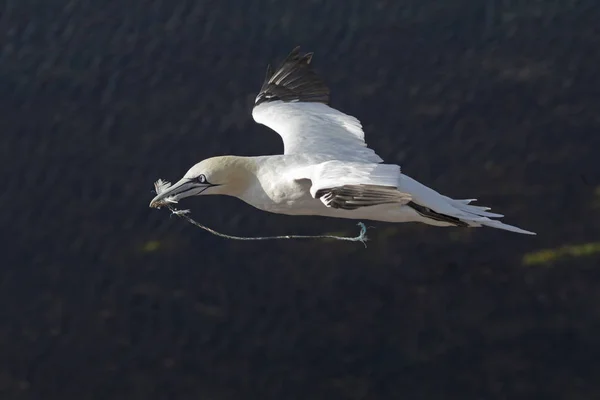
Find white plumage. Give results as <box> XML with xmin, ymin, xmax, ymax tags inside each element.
<box><xmin>253</xmin><ymin>101</ymin><xmax>383</xmax><ymax>163</ymax></box>
<box><xmin>150</xmin><ymin>47</ymin><xmax>535</xmax><ymax>236</ymax></box>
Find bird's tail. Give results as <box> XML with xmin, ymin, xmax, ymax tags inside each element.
<box><xmin>399</xmin><ymin>175</ymin><xmax>536</xmax><ymax>235</ymax></box>
<box><xmin>443</xmin><ymin>197</ymin><xmax>536</xmax><ymax>235</ymax></box>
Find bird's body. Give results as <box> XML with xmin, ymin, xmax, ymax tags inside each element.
<box><xmin>150</xmin><ymin>47</ymin><xmax>535</xmax><ymax>235</ymax></box>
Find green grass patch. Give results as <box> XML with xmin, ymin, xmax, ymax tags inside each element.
<box><xmin>523</xmin><ymin>241</ymin><xmax>600</xmax><ymax>266</ymax></box>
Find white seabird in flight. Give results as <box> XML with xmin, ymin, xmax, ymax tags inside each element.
<box><xmin>150</xmin><ymin>47</ymin><xmax>535</xmax><ymax>235</ymax></box>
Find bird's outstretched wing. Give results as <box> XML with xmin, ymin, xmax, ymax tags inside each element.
<box><xmin>252</xmin><ymin>47</ymin><xmax>383</xmax><ymax>163</ymax></box>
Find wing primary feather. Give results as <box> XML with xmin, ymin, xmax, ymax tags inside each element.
<box><xmin>406</xmin><ymin>201</ymin><xmax>469</xmax><ymax>227</ymax></box>
<box><xmin>254</xmin><ymin>47</ymin><xmax>329</xmax><ymax>106</ymax></box>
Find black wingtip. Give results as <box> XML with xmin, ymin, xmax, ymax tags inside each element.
<box><xmin>264</xmin><ymin>63</ymin><xmax>273</xmax><ymax>82</ymax></box>
<box><xmin>254</xmin><ymin>46</ymin><xmax>330</xmax><ymax>106</ymax></box>
<box><xmin>406</xmin><ymin>201</ymin><xmax>470</xmax><ymax>227</ymax></box>
<box><xmin>283</xmin><ymin>46</ymin><xmax>314</xmax><ymax>68</ymax></box>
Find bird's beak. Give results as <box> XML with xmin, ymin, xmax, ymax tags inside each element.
<box><xmin>149</xmin><ymin>178</ymin><xmax>211</xmax><ymax>208</ymax></box>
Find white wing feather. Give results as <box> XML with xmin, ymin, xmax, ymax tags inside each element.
<box><xmin>288</xmin><ymin>160</ymin><xmax>403</xmax><ymax>197</ymax></box>
<box><xmin>252</xmin><ymin>101</ymin><xmax>383</xmax><ymax>163</ymax></box>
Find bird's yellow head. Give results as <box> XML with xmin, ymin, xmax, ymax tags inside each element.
<box><xmin>149</xmin><ymin>156</ymin><xmax>254</xmax><ymax>208</ymax></box>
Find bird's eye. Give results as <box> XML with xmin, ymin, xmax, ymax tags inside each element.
<box><xmin>197</xmin><ymin>174</ymin><xmax>207</xmax><ymax>184</ymax></box>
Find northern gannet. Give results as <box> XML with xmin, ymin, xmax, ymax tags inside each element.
<box><xmin>150</xmin><ymin>47</ymin><xmax>535</xmax><ymax>235</ymax></box>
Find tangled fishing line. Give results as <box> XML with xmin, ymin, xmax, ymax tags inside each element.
<box><xmin>151</xmin><ymin>179</ymin><xmax>369</xmax><ymax>246</ymax></box>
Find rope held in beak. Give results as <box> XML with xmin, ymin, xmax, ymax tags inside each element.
<box><xmin>152</xmin><ymin>179</ymin><xmax>369</xmax><ymax>246</ymax></box>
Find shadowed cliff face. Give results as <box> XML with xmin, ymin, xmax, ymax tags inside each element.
<box><xmin>1</xmin><ymin>0</ymin><xmax>599</xmax><ymax>399</ymax></box>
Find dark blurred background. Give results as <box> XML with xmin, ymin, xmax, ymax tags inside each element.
<box><xmin>1</xmin><ymin>0</ymin><xmax>600</xmax><ymax>398</ymax></box>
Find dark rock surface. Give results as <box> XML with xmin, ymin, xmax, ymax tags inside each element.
<box><xmin>1</xmin><ymin>0</ymin><xmax>599</xmax><ymax>398</ymax></box>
